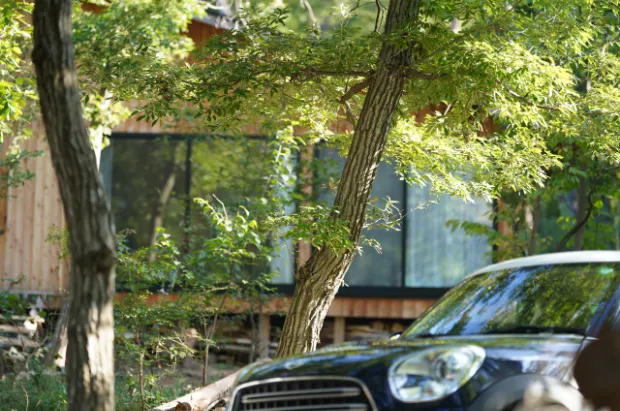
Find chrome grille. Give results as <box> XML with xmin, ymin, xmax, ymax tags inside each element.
<box><xmin>229</xmin><ymin>377</ymin><xmax>377</xmax><ymax>411</ymax></box>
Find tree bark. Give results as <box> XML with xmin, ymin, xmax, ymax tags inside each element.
<box><xmin>275</xmin><ymin>0</ymin><xmax>419</xmax><ymax>358</ymax></box>
<box><xmin>44</xmin><ymin>295</ymin><xmax>70</xmax><ymax>369</ymax></box>
<box><xmin>574</xmin><ymin>176</ymin><xmax>587</xmax><ymax>250</ymax></box>
<box><xmin>32</xmin><ymin>2</ymin><xmax>116</xmax><ymax>411</ymax></box>
<box><xmin>555</xmin><ymin>177</ymin><xmax>593</xmax><ymax>252</ymax></box>
<box><xmin>527</xmin><ymin>196</ymin><xmax>541</xmax><ymax>256</ymax></box>
<box><xmin>147</xmin><ymin>142</ymin><xmax>182</xmax><ymax>254</ymax></box>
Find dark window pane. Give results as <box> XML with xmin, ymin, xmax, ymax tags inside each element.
<box><xmin>403</xmin><ymin>263</ymin><xmax>620</xmax><ymax>337</ymax></box>
<box><xmin>101</xmin><ymin>135</ymin><xmax>297</xmax><ymax>285</ymax></box>
<box><xmin>101</xmin><ymin>138</ymin><xmax>187</xmax><ymax>249</ymax></box>
<box><xmin>189</xmin><ymin>137</ymin><xmax>296</xmax><ymax>284</ymax></box>
<box><xmin>317</xmin><ymin>147</ymin><xmax>404</xmax><ymax>287</ymax></box>
<box><xmin>405</xmin><ymin>186</ymin><xmax>491</xmax><ymax>287</ymax></box>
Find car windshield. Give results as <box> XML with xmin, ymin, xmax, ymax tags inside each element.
<box><xmin>403</xmin><ymin>263</ymin><xmax>620</xmax><ymax>338</ymax></box>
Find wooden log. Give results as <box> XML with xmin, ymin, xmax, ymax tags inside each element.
<box><xmin>149</xmin><ymin>370</ymin><xmax>239</xmax><ymax>411</ymax></box>
<box><xmin>149</xmin><ymin>358</ymin><xmax>271</xmax><ymax>411</ymax></box>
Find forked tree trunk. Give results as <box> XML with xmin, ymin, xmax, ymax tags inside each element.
<box><xmin>275</xmin><ymin>0</ymin><xmax>419</xmax><ymax>358</ymax></box>
<box><xmin>32</xmin><ymin>1</ymin><xmax>116</xmax><ymax>410</ymax></box>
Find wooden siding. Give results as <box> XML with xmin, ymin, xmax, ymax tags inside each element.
<box><xmin>125</xmin><ymin>293</ymin><xmax>437</xmax><ymax>320</ymax></box>
<box><xmin>1</xmin><ymin>122</ymin><xmax>69</xmax><ymax>294</ymax></box>
<box><xmin>0</xmin><ymin>140</ymin><xmax>9</xmax><ymax>275</ymax></box>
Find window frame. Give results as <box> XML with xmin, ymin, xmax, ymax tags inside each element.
<box><xmin>105</xmin><ymin>132</ymin><xmax>495</xmax><ymax>299</ymax></box>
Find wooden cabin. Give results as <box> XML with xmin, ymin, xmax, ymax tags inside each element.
<box><xmin>0</xmin><ymin>5</ymin><xmax>494</xmax><ymax>350</ymax></box>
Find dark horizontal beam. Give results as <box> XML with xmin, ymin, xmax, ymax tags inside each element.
<box><xmin>109</xmin><ymin>132</ymin><xmax>269</xmax><ymax>141</ymax></box>
<box><xmin>273</xmin><ymin>284</ymin><xmax>449</xmax><ymax>299</ymax></box>
<box><xmin>116</xmin><ymin>282</ymin><xmax>449</xmax><ymax>300</ymax></box>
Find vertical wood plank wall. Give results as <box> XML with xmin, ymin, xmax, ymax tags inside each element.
<box><xmin>0</xmin><ymin>137</ymin><xmax>10</xmax><ymax>275</ymax></box>
<box><xmin>0</xmin><ymin>122</ymin><xmax>68</xmax><ymax>294</ymax></box>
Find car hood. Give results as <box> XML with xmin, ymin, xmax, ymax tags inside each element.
<box><xmin>237</xmin><ymin>333</ymin><xmax>584</xmax><ymax>385</ymax></box>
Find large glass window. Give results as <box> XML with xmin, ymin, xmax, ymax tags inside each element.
<box><xmin>406</xmin><ymin>187</ymin><xmax>492</xmax><ymax>287</ymax></box>
<box><xmin>101</xmin><ymin>134</ymin><xmax>297</xmax><ymax>284</ymax></box>
<box><xmin>102</xmin><ymin>135</ymin><xmax>494</xmax><ymax>291</ymax></box>
<box><xmin>102</xmin><ymin>138</ymin><xmax>187</xmax><ymax>249</ymax></box>
<box><xmin>318</xmin><ymin>148</ymin><xmax>404</xmax><ymax>287</ymax></box>
<box><xmin>317</xmin><ymin>147</ymin><xmax>492</xmax><ymax>288</ymax></box>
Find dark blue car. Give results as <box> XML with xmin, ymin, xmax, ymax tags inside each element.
<box><xmin>226</xmin><ymin>251</ymin><xmax>620</xmax><ymax>411</ymax></box>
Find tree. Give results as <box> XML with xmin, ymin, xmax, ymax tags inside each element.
<box><xmin>274</xmin><ymin>0</ymin><xmax>419</xmax><ymax>356</ymax></box>
<box><xmin>448</xmin><ymin>6</ymin><xmax>620</xmax><ymax>259</ymax></box>
<box><xmin>31</xmin><ymin>0</ymin><xmax>116</xmax><ymax>409</ymax></box>
<box><xmin>82</xmin><ymin>0</ymin><xmax>616</xmax><ymax>358</ymax></box>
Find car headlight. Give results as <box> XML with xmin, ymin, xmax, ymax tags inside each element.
<box><xmin>388</xmin><ymin>345</ymin><xmax>485</xmax><ymax>403</ymax></box>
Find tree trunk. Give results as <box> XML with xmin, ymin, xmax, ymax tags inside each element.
<box><xmin>527</xmin><ymin>196</ymin><xmax>541</xmax><ymax>256</ymax></box>
<box><xmin>275</xmin><ymin>0</ymin><xmax>419</xmax><ymax>358</ymax></box>
<box><xmin>44</xmin><ymin>295</ymin><xmax>70</xmax><ymax>369</ymax></box>
<box><xmin>574</xmin><ymin>176</ymin><xmax>587</xmax><ymax>250</ymax></box>
<box><xmin>32</xmin><ymin>2</ymin><xmax>116</xmax><ymax>410</ymax></box>
<box><xmin>555</xmin><ymin>176</ymin><xmax>593</xmax><ymax>252</ymax></box>
<box><xmin>147</xmin><ymin>142</ymin><xmax>182</xmax><ymax>256</ymax></box>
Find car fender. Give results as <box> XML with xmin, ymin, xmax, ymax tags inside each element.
<box><xmin>468</xmin><ymin>374</ymin><xmax>588</xmax><ymax>411</ymax></box>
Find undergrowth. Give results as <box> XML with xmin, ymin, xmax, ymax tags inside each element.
<box><xmin>0</xmin><ymin>367</ymin><xmax>192</xmax><ymax>411</ymax></box>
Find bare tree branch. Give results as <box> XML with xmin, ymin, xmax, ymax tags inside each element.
<box><xmin>336</xmin><ymin>79</ymin><xmax>372</xmax><ymax>127</ymax></box>
<box><xmin>349</xmin><ymin>1</ymin><xmax>375</xmax><ymax>13</ymax></box>
<box><xmin>339</xmin><ymin>78</ymin><xmax>371</xmax><ymax>103</ymax></box>
<box><xmin>374</xmin><ymin>0</ymin><xmax>386</xmax><ymax>33</ymax></box>
<box><xmin>554</xmin><ymin>193</ymin><xmax>594</xmax><ymax>252</ymax></box>
<box><xmin>554</xmin><ymin>165</ymin><xmax>607</xmax><ymax>252</ymax></box>
<box><xmin>300</xmin><ymin>0</ymin><xmax>318</xmax><ymax>26</ymax></box>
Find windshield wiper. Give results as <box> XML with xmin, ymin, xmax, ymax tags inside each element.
<box><xmin>481</xmin><ymin>326</ymin><xmax>586</xmax><ymax>336</ymax></box>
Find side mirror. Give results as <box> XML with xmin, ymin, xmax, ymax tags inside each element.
<box><xmin>389</xmin><ymin>332</ymin><xmax>401</xmax><ymax>340</ymax></box>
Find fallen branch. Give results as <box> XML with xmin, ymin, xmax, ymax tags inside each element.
<box><xmin>149</xmin><ymin>358</ymin><xmax>271</xmax><ymax>411</ymax></box>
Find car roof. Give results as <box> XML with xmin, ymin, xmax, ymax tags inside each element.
<box><xmin>469</xmin><ymin>250</ymin><xmax>620</xmax><ymax>278</ymax></box>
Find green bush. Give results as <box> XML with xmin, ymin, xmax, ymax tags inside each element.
<box><xmin>0</xmin><ymin>368</ymin><xmax>192</xmax><ymax>411</ymax></box>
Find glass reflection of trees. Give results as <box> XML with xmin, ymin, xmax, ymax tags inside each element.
<box><xmin>403</xmin><ymin>264</ymin><xmax>620</xmax><ymax>337</ymax></box>
<box><xmin>105</xmin><ymin>136</ymin><xmax>276</xmax><ymax>249</ymax></box>
<box><xmin>105</xmin><ymin>135</ymin><xmax>292</xmax><ymax>285</ymax></box>
<box><xmin>106</xmin><ymin>138</ymin><xmax>187</xmax><ymax>249</ymax></box>
<box><xmin>189</xmin><ymin>137</ymin><xmax>274</xmax><ymax>245</ymax></box>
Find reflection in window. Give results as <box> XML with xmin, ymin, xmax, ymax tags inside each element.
<box><xmin>406</xmin><ymin>187</ymin><xmax>492</xmax><ymax>287</ymax></box>
<box><xmin>101</xmin><ymin>135</ymin><xmax>297</xmax><ymax>285</ymax></box>
<box><xmin>270</xmin><ymin>154</ymin><xmax>296</xmax><ymax>284</ymax></box>
<box><xmin>318</xmin><ymin>148</ymin><xmax>404</xmax><ymax>287</ymax></box>
<box><xmin>189</xmin><ymin>137</ymin><xmax>273</xmax><ymax>243</ymax></box>
<box><xmin>403</xmin><ymin>263</ymin><xmax>620</xmax><ymax>337</ymax></box>
<box><xmin>189</xmin><ymin>137</ymin><xmax>297</xmax><ymax>284</ymax></box>
<box><xmin>101</xmin><ymin>138</ymin><xmax>187</xmax><ymax>249</ymax></box>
